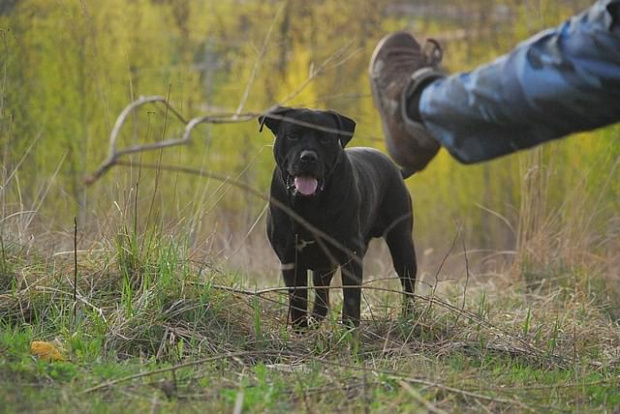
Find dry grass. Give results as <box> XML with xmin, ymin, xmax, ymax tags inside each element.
<box><xmin>1</xmin><ymin>130</ymin><xmax>619</xmax><ymax>411</ymax></box>
<box><xmin>1</xmin><ymin>213</ymin><xmax>619</xmax><ymax>412</ymax></box>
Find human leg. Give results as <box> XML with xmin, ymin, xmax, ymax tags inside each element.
<box><xmin>420</xmin><ymin>0</ymin><xmax>620</xmax><ymax>163</ymax></box>
<box><xmin>370</xmin><ymin>0</ymin><xmax>620</xmax><ymax>169</ymax></box>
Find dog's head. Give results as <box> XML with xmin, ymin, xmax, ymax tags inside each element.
<box><xmin>259</xmin><ymin>107</ymin><xmax>356</xmax><ymax>197</ymax></box>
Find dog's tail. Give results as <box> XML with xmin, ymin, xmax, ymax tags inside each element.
<box><xmin>401</xmin><ymin>168</ymin><xmax>415</xmax><ymax>180</ymax></box>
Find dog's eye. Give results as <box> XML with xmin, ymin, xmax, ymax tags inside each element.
<box><xmin>287</xmin><ymin>134</ymin><xmax>299</xmax><ymax>141</ymax></box>
<box><xmin>319</xmin><ymin>136</ymin><xmax>331</xmax><ymax>145</ymax></box>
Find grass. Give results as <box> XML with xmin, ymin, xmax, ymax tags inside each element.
<box><xmin>1</xmin><ymin>223</ymin><xmax>619</xmax><ymax>413</ymax></box>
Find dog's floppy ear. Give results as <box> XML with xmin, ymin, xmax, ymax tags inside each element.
<box><xmin>259</xmin><ymin>106</ymin><xmax>292</xmax><ymax>135</ymax></box>
<box><xmin>328</xmin><ymin>110</ymin><xmax>356</xmax><ymax>148</ymax></box>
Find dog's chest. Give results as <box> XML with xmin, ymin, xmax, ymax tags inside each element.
<box><xmin>291</xmin><ymin>233</ymin><xmax>344</xmax><ymax>270</ymax></box>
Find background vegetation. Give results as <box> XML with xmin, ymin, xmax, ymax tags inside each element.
<box><xmin>1</xmin><ymin>0</ymin><xmax>619</xmax><ymax>412</ymax></box>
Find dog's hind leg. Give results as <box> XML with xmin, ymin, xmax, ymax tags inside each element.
<box><xmin>386</xmin><ymin>230</ymin><xmax>418</xmax><ymax>318</ymax></box>
<box><xmin>312</xmin><ymin>268</ymin><xmax>336</xmax><ymax>322</ymax></box>
<box><xmin>283</xmin><ymin>266</ymin><xmax>308</xmax><ymax>330</ymax></box>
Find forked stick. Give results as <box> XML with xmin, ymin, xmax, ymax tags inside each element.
<box><xmin>84</xmin><ymin>44</ymin><xmax>357</xmax><ymax>186</ymax></box>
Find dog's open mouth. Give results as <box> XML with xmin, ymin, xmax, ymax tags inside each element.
<box><xmin>294</xmin><ymin>176</ymin><xmax>318</xmax><ymax>196</ymax></box>
<box><xmin>286</xmin><ymin>175</ymin><xmax>322</xmax><ymax>197</ymax></box>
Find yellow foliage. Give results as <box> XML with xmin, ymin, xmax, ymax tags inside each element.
<box><xmin>2</xmin><ymin>0</ymin><xmax>616</xmax><ymax>249</ymax></box>
<box><xmin>30</xmin><ymin>341</ymin><xmax>65</xmax><ymax>362</ymax></box>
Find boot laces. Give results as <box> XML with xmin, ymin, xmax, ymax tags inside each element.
<box><xmin>382</xmin><ymin>39</ymin><xmax>443</xmax><ymax>72</ymax></box>
<box><xmin>424</xmin><ymin>38</ymin><xmax>443</xmax><ymax>66</ymax></box>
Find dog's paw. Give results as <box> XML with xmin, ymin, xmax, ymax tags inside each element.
<box><xmin>291</xmin><ymin>318</ymin><xmax>309</xmax><ymax>334</ymax></box>
<box><xmin>307</xmin><ymin>316</ymin><xmax>323</xmax><ymax>330</ymax></box>
<box><xmin>401</xmin><ymin>299</ymin><xmax>417</xmax><ymax>321</ymax></box>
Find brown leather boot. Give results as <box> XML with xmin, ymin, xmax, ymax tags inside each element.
<box><xmin>369</xmin><ymin>31</ymin><xmax>445</xmax><ymax>176</ymax></box>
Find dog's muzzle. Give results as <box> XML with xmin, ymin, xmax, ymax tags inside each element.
<box><xmin>284</xmin><ymin>149</ymin><xmax>326</xmax><ymax>197</ymax></box>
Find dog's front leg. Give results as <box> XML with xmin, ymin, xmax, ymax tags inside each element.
<box><xmin>341</xmin><ymin>255</ymin><xmax>363</xmax><ymax>327</ymax></box>
<box><xmin>283</xmin><ymin>266</ymin><xmax>308</xmax><ymax>330</ymax></box>
<box><xmin>312</xmin><ymin>268</ymin><xmax>336</xmax><ymax>322</ymax></box>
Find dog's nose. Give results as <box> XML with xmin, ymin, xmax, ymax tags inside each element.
<box><xmin>299</xmin><ymin>150</ymin><xmax>318</xmax><ymax>163</ymax></box>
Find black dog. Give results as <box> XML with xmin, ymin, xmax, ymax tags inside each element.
<box><xmin>259</xmin><ymin>107</ymin><xmax>417</xmax><ymax>328</ymax></box>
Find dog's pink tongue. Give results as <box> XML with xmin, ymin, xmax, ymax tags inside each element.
<box><xmin>294</xmin><ymin>176</ymin><xmax>318</xmax><ymax>196</ymax></box>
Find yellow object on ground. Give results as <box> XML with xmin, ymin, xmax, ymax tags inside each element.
<box><xmin>30</xmin><ymin>341</ymin><xmax>65</xmax><ymax>362</ymax></box>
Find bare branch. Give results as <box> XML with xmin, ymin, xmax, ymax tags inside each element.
<box><xmin>84</xmin><ymin>39</ymin><xmax>358</xmax><ymax>187</ymax></box>
<box><xmin>84</xmin><ymin>95</ymin><xmax>189</xmax><ymax>185</ymax></box>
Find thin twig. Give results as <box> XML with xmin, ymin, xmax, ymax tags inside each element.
<box><xmin>112</xmin><ymin>160</ymin><xmax>363</xmax><ymax>267</ymax></box>
<box><xmin>206</xmin><ymin>282</ymin><xmax>565</xmax><ymax>363</ymax></box>
<box><xmin>303</xmin><ymin>356</ymin><xmax>540</xmax><ymax>412</ymax></box>
<box><xmin>73</xmin><ymin>216</ymin><xmax>78</xmax><ymax>321</ymax></box>
<box><xmin>453</xmin><ymin>232</ymin><xmax>470</xmax><ymax>328</ymax></box>
<box><xmin>80</xmin><ymin>350</ymin><xmax>293</xmax><ymax>394</ymax></box>
<box><xmin>1</xmin><ymin>130</ymin><xmax>44</xmax><ymax>192</ymax></box>
<box><xmin>34</xmin><ymin>286</ymin><xmax>106</xmax><ymax>323</ymax></box>
<box><xmin>79</xmin><ymin>345</ymin><xmax>546</xmax><ymax>412</ymax></box>
<box><xmin>398</xmin><ymin>380</ymin><xmax>449</xmax><ymax>414</ymax></box>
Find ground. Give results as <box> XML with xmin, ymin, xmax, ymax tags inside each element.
<box><xmin>1</xmin><ymin>236</ymin><xmax>619</xmax><ymax>413</ymax></box>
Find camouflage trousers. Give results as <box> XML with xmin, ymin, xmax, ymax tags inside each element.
<box><xmin>419</xmin><ymin>0</ymin><xmax>620</xmax><ymax>163</ymax></box>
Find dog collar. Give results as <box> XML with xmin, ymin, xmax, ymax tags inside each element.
<box><xmin>296</xmin><ymin>238</ymin><xmax>316</xmax><ymax>251</ymax></box>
